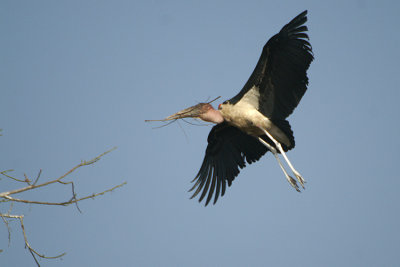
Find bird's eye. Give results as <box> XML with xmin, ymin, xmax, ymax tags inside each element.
<box><xmin>219</xmin><ymin>101</ymin><xmax>229</xmax><ymax>109</ymax></box>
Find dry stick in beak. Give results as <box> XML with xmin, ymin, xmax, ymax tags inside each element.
<box><xmin>145</xmin><ymin>96</ymin><xmax>221</xmax><ymax>122</ymax></box>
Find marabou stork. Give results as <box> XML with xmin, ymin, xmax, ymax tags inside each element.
<box><xmin>147</xmin><ymin>11</ymin><xmax>313</xmax><ymax>206</ymax></box>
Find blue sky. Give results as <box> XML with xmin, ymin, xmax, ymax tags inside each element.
<box><xmin>1</xmin><ymin>1</ymin><xmax>400</xmax><ymax>266</ymax></box>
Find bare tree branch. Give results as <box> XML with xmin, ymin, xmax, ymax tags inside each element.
<box><xmin>0</xmin><ymin>147</ymin><xmax>126</xmax><ymax>266</ymax></box>
<box><xmin>0</xmin><ymin>147</ymin><xmax>117</xmax><ymax>198</ymax></box>
<box><xmin>1</xmin><ymin>213</ymin><xmax>66</xmax><ymax>264</ymax></box>
<box><xmin>2</xmin><ymin>182</ymin><xmax>126</xmax><ymax>206</ymax></box>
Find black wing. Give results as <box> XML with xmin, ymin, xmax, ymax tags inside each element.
<box><xmin>190</xmin><ymin>122</ymin><xmax>268</xmax><ymax>206</ymax></box>
<box><xmin>229</xmin><ymin>10</ymin><xmax>314</xmax><ymax>119</ymax></box>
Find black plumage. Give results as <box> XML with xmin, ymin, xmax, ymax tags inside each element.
<box><xmin>229</xmin><ymin>10</ymin><xmax>313</xmax><ymax>119</ymax></box>
<box><xmin>189</xmin><ymin>122</ymin><xmax>269</xmax><ymax>206</ymax></box>
<box><xmin>190</xmin><ymin>10</ymin><xmax>313</xmax><ymax>206</ymax></box>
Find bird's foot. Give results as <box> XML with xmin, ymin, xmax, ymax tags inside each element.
<box><xmin>286</xmin><ymin>175</ymin><xmax>300</xmax><ymax>192</ymax></box>
<box><xmin>293</xmin><ymin>170</ymin><xmax>306</xmax><ymax>189</ymax></box>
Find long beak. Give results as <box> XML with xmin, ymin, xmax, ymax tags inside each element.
<box><xmin>145</xmin><ymin>103</ymin><xmax>207</xmax><ymax>122</ymax></box>
<box><xmin>145</xmin><ymin>96</ymin><xmax>221</xmax><ymax>122</ymax></box>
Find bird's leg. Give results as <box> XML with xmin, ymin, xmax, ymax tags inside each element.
<box><xmin>258</xmin><ymin>137</ymin><xmax>300</xmax><ymax>192</ymax></box>
<box><xmin>259</xmin><ymin>128</ymin><xmax>306</xmax><ymax>189</ymax></box>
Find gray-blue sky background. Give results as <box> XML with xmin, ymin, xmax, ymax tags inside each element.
<box><xmin>1</xmin><ymin>1</ymin><xmax>400</xmax><ymax>266</ymax></box>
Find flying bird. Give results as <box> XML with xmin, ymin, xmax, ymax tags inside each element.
<box><xmin>147</xmin><ymin>11</ymin><xmax>313</xmax><ymax>206</ymax></box>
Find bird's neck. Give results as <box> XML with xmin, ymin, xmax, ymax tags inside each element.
<box><xmin>200</xmin><ymin>107</ymin><xmax>224</xmax><ymax>124</ymax></box>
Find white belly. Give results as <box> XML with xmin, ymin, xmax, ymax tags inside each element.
<box><xmin>220</xmin><ymin>102</ymin><xmax>291</xmax><ymax>147</ymax></box>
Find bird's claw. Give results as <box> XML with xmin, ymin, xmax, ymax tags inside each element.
<box><xmin>293</xmin><ymin>171</ymin><xmax>306</xmax><ymax>189</ymax></box>
<box><xmin>286</xmin><ymin>175</ymin><xmax>300</xmax><ymax>192</ymax></box>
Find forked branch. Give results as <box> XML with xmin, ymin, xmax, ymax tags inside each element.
<box><xmin>0</xmin><ymin>148</ymin><xmax>126</xmax><ymax>266</ymax></box>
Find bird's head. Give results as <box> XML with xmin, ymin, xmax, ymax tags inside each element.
<box><xmin>145</xmin><ymin>97</ymin><xmax>224</xmax><ymax>124</ymax></box>
<box><xmin>164</xmin><ymin>102</ymin><xmax>224</xmax><ymax>124</ymax></box>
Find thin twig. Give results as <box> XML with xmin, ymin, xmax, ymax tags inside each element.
<box><xmin>0</xmin><ymin>214</ymin><xmax>11</xmax><ymax>246</ymax></box>
<box><xmin>0</xmin><ymin>170</ymin><xmax>26</xmax><ymax>183</ymax></box>
<box><xmin>176</xmin><ymin>120</ymin><xmax>188</xmax><ymax>142</ymax></box>
<box><xmin>1</xmin><ymin>213</ymin><xmax>65</xmax><ymax>267</ymax></box>
<box><xmin>58</xmin><ymin>180</ymin><xmax>82</xmax><ymax>212</ymax></box>
<box><xmin>181</xmin><ymin>118</ymin><xmax>213</xmax><ymax>127</ymax></box>
<box><xmin>2</xmin><ymin>182</ymin><xmax>126</xmax><ymax>206</ymax></box>
<box><xmin>0</xmin><ymin>147</ymin><xmax>117</xmax><ymax>198</ymax></box>
<box><xmin>150</xmin><ymin>119</ymin><xmax>177</xmax><ymax>129</ymax></box>
<box><xmin>23</xmin><ymin>173</ymin><xmax>31</xmax><ymax>184</ymax></box>
<box><xmin>20</xmin><ymin>216</ymin><xmax>66</xmax><ymax>259</ymax></box>
<box><xmin>0</xmin><ymin>148</ymin><xmax>125</xmax><ymax>266</ymax></box>
<box><xmin>32</xmin><ymin>169</ymin><xmax>42</xmax><ymax>186</ymax></box>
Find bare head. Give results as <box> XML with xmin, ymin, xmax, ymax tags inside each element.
<box><xmin>145</xmin><ymin>97</ymin><xmax>224</xmax><ymax>124</ymax></box>
<box><xmin>164</xmin><ymin>102</ymin><xmax>224</xmax><ymax>124</ymax></box>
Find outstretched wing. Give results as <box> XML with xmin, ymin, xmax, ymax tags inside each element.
<box><xmin>229</xmin><ymin>10</ymin><xmax>314</xmax><ymax>119</ymax></box>
<box><xmin>190</xmin><ymin>122</ymin><xmax>268</xmax><ymax>206</ymax></box>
